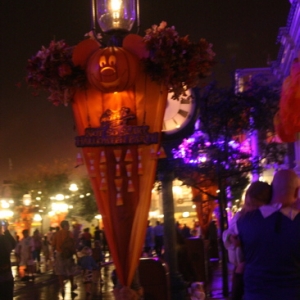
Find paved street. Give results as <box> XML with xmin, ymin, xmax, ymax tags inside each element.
<box><xmin>11</xmin><ymin>259</ymin><xmax>232</xmax><ymax>300</ymax></box>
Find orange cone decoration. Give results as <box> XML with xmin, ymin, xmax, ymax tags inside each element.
<box><xmin>76</xmin><ymin>152</ymin><xmax>83</xmax><ymax>166</ymax></box>
<box><xmin>71</xmin><ymin>36</ymin><xmax>168</xmax><ymax>287</ymax></box>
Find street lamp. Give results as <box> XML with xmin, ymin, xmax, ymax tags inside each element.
<box><xmin>91</xmin><ymin>0</ymin><xmax>139</xmax><ymax>45</ymax></box>
<box><xmin>96</xmin><ymin>0</ymin><xmax>136</xmax><ymax>33</ymax></box>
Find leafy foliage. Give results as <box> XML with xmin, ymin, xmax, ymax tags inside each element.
<box><xmin>26</xmin><ymin>40</ymin><xmax>86</xmax><ymax>106</ymax></box>
<box><xmin>68</xmin><ymin>177</ymin><xmax>98</xmax><ymax>222</ymax></box>
<box><xmin>241</xmin><ymin>74</ymin><xmax>281</xmax><ymax>133</ymax></box>
<box><xmin>142</xmin><ymin>21</ymin><xmax>215</xmax><ymax>99</ymax></box>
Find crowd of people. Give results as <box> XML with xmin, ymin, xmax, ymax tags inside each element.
<box><xmin>1</xmin><ymin>169</ymin><xmax>300</xmax><ymax>299</ymax></box>
<box><xmin>5</xmin><ymin>222</ymin><xmax>108</xmax><ymax>299</ymax></box>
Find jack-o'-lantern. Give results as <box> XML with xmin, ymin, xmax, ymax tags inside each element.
<box><xmin>87</xmin><ymin>46</ymin><xmax>139</xmax><ymax>93</ymax></box>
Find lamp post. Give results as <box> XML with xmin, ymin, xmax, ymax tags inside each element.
<box><xmin>91</xmin><ymin>0</ymin><xmax>139</xmax><ymax>45</ymax></box>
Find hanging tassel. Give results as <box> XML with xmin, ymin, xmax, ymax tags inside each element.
<box><xmin>150</xmin><ymin>146</ymin><xmax>157</xmax><ymax>159</ymax></box>
<box><xmin>124</xmin><ymin>149</ymin><xmax>133</xmax><ymax>162</ymax></box>
<box><xmin>127</xmin><ymin>179</ymin><xmax>135</xmax><ymax>192</ymax></box>
<box><xmin>88</xmin><ymin>152</ymin><xmax>95</xmax><ymax>160</ymax></box>
<box><xmin>116</xmin><ymin>193</ymin><xmax>123</xmax><ymax>206</ymax></box>
<box><xmin>126</xmin><ymin>164</ymin><xmax>132</xmax><ymax>177</ymax></box>
<box><xmin>157</xmin><ymin>146</ymin><xmax>167</xmax><ymax>159</ymax></box>
<box><xmin>138</xmin><ymin>147</ymin><xmax>143</xmax><ymax>161</ymax></box>
<box><xmin>113</xmin><ymin>149</ymin><xmax>122</xmax><ymax>162</ymax></box>
<box><xmin>115</xmin><ymin>178</ymin><xmax>123</xmax><ymax>206</ymax></box>
<box><xmin>89</xmin><ymin>164</ymin><xmax>96</xmax><ymax>177</ymax></box>
<box><xmin>99</xmin><ymin>178</ymin><xmax>107</xmax><ymax>191</ymax></box>
<box><xmin>75</xmin><ymin>153</ymin><xmax>83</xmax><ymax>167</ymax></box>
<box><xmin>99</xmin><ymin>164</ymin><xmax>106</xmax><ymax>177</ymax></box>
<box><xmin>138</xmin><ymin>162</ymin><xmax>143</xmax><ymax>175</ymax></box>
<box><xmin>115</xmin><ymin>164</ymin><xmax>121</xmax><ymax>177</ymax></box>
<box><xmin>100</xmin><ymin>150</ymin><xmax>106</xmax><ymax>163</ymax></box>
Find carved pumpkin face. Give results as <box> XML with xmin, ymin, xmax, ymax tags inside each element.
<box><xmin>87</xmin><ymin>47</ymin><xmax>139</xmax><ymax>93</ymax></box>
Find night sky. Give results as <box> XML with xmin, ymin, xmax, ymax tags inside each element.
<box><xmin>0</xmin><ymin>1</ymin><xmax>290</xmax><ymax>183</ymax></box>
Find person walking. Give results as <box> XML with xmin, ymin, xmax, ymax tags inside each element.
<box><xmin>143</xmin><ymin>221</ymin><xmax>154</xmax><ymax>257</ymax></box>
<box><xmin>237</xmin><ymin>169</ymin><xmax>300</xmax><ymax>300</ymax></box>
<box><xmin>94</xmin><ymin>226</ymin><xmax>101</xmax><ymax>244</ymax></box>
<box><xmin>81</xmin><ymin>228</ymin><xmax>92</xmax><ymax>248</ymax></box>
<box><xmin>153</xmin><ymin>221</ymin><xmax>164</xmax><ymax>257</ymax></box>
<box><xmin>42</xmin><ymin>235</ymin><xmax>51</xmax><ymax>269</ymax></box>
<box><xmin>0</xmin><ymin>221</ymin><xmax>16</xmax><ymax>300</ymax></box>
<box><xmin>14</xmin><ymin>234</ymin><xmax>21</xmax><ymax>273</ymax></box>
<box><xmin>222</xmin><ymin>181</ymin><xmax>272</xmax><ymax>300</ymax></box>
<box><xmin>19</xmin><ymin>229</ymin><xmax>35</xmax><ymax>281</ymax></box>
<box><xmin>181</xmin><ymin>223</ymin><xmax>191</xmax><ymax>239</ymax></box>
<box><xmin>52</xmin><ymin>220</ymin><xmax>77</xmax><ymax>297</ymax></box>
<box><xmin>32</xmin><ymin>229</ymin><xmax>42</xmax><ymax>273</ymax></box>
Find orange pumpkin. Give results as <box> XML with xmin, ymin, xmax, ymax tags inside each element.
<box><xmin>87</xmin><ymin>46</ymin><xmax>139</xmax><ymax>93</ymax></box>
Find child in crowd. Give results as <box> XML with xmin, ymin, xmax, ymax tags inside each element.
<box><xmin>223</xmin><ymin>181</ymin><xmax>272</xmax><ymax>300</ymax></box>
<box><xmin>19</xmin><ymin>229</ymin><xmax>35</xmax><ymax>281</ymax></box>
<box><xmin>77</xmin><ymin>246</ymin><xmax>99</xmax><ymax>298</ymax></box>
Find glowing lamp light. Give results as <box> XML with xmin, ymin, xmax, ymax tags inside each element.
<box><xmin>69</xmin><ymin>183</ymin><xmax>78</xmax><ymax>192</ymax></box>
<box><xmin>149</xmin><ymin>210</ymin><xmax>159</xmax><ymax>218</ymax></box>
<box><xmin>51</xmin><ymin>202</ymin><xmax>68</xmax><ymax>213</ymax></box>
<box><xmin>22</xmin><ymin>194</ymin><xmax>32</xmax><ymax>206</ymax></box>
<box><xmin>1</xmin><ymin>200</ymin><xmax>10</xmax><ymax>209</ymax></box>
<box><xmin>182</xmin><ymin>212</ymin><xmax>190</xmax><ymax>218</ymax></box>
<box><xmin>48</xmin><ymin>211</ymin><xmax>55</xmax><ymax>217</ymax></box>
<box><xmin>0</xmin><ymin>209</ymin><xmax>13</xmax><ymax>218</ymax></box>
<box><xmin>95</xmin><ymin>214</ymin><xmax>102</xmax><ymax>219</ymax></box>
<box><xmin>96</xmin><ymin>0</ymin><xmax>136</xmax><ymax>33</ymax></box>
<box><xmin>33</xmin><ymin>213</ymin><xmax>42</xmax><ymax>222</ymax></box>
<box><xmin>55</xmin><ymin>194</ymin><xmax>65</xmax><ymax>201</ymax></box>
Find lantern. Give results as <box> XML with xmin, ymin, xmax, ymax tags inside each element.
<box><xmin>87</xmin><ymin>46</ymin><xmax>139</xmax><ymax>93</ymax></box>
<box><xmin>96</xmin><ymin>0</ymin><xmax>136</xmax><ymax>33</ymax></box>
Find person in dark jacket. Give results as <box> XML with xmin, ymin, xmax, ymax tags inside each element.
<box><xmin>0</xmin><ymin>221</ymin><xmax>16</xmax><ymax>300</ymax></box>
<box><xmin>238</xmin><ymin>170</ymin><xmax>300</xmax><ymax>300</ymax></box>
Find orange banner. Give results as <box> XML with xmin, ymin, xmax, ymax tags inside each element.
<box><xmin>72</xmin><ymin>65</ymin><xmax>167</xmax><ymax>286</ymax></box>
